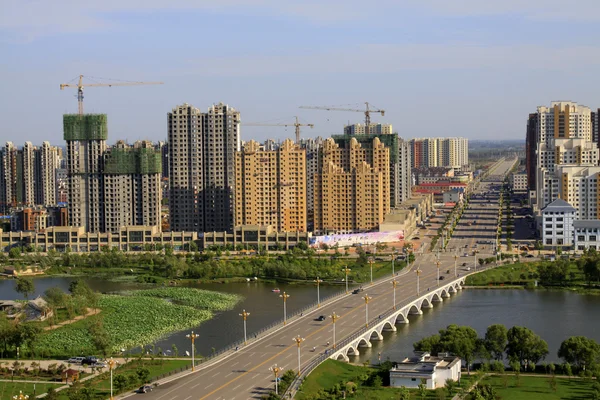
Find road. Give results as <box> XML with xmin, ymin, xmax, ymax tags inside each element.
<box><xmin>135</xmin><ymin>159</ymin><xmax>517</xmax><ymax>400</ymax></box>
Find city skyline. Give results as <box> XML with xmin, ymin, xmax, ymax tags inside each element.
<box><xmin>3</xmin><ymin>1</ymin><xmax>600</xmax><ymax>145</ymax></box>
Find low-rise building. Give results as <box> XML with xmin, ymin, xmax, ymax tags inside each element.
<box><xmin>389</xmin><ymin>353</ymin><xmax>461</xmax><ymax>389</ymax></box>
<box><xmin>573</xmin><ymin>220</ymin><xmax>600</xmax><ymax>252</ymax></box>
<box><xmin>201</xmin><ymin>225</ymin><xmax>311</xmax><ymax>250</ymax></box>
<box><xmin>510</xmin><ymin>172</ymin><xmax>528</xmax><ymax>192</ymax></box>
<box><xmin>443</xmin><ymin>189</ymin><xmax>463</xmax><ymax>204</ymax></box>
<box><xmin>540</xmin><ymin>198</ymin><xmax>576</xmax><ymax>247</ymax></box>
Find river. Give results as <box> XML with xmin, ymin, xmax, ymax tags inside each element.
<box><xmin>1</xmin><ymin>277</ymin><xmax>599</xmax><ymax>362</ymax></box>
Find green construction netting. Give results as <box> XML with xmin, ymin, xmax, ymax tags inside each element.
<box><xmin>63</xmin><ymin>114</ymin><xmax>108</xmax><ymax>141</ymax></box>
<box><xmin>331</xmin><ymin>133</ymin><xmax>398</xmax><ymax>162</ymax></box>
<box><xmin>103</xmin><ymin>147</ymin><xmax>162</xmax><ymax>175</ymax></box>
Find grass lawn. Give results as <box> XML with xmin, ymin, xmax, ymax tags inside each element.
<box><xmin>296</xmin><ymin>360</ymin><xmax>474</xmax><ymax>400</ymax></box>
<box><xmin>0</xmin><ymin>381</ymin><xmax>63</xmax><ymax>399</ymax></box>
<box><xmin>475</xmin><ymin>374</ymin><xmax>597</xmax><ymax>400</ymax></box>
<box><xmin>466</xmin><ymin>263</ymin><xmax>538</xmax><ymax>286</ymax></box>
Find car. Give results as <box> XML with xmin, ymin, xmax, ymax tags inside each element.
<box><xmin>352</xmin><ymin>288</ymin><xmax>364</xmax><ymax>294</ymax></box>
<box><xmin>137</xmin><ymin>385</ymin><xmax>153</xmax><ymax>394</ymax></box>
<box><xmin>68</xmin><ymin>357</ymin><xmax>85</xmax><ymax>364</ymax></box>
<box><xmin>81</xmin><ymin>357</ymin><xmax>98</xmax><ymax>365</ymax></box>
<box><xmin>92</xmin><ymin>362</ymin><xmax>107</xmax><ymax>368</ymax></box>
<box><xmin>526</xmin><ymin>254</ymin><xmax>535</xmax><ymax>258</ymax></box>
<box><xmin>463</xmin><ymin>253</ymin><xmax>468</xmax><ymax>257</ymax></box>
<box><xmin>412</xmin><ymin>236</ymin><xmax>420</xmax><ymax>240</ymax></box>
<box><xmin>439</xmin><ymin>276</ymin><xmax>445</xmax><ymax>280</ymax></box>
<box><xmin>315</xmin><ymin>315</ymin><xmax>326</xmax><ymax>321</ymax></box>
<box><xmin>464</xmin><ymin>245</ymin><xmax>469</xmax><ymax>248</ymax></box>
<box><xmin>462</xmin><ymin>262</ymin><xmax>467</xmax><ymax>266</ymax></box>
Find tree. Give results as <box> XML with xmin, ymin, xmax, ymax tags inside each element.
<box><xmin>414</xmin><ymin>334</ymin><xmax>442</xmax><ymax>354</ymax></box>
<box><xmin>418</xmin><ymin>379</ymin><xmax>427</xmax><ymax>399</ymax></box>
<box><xmin>8</xmin><ymin>247</ymin><xmax>21</xmax><ymax>259</ymax></box>
<box><xmin>439</xmin><ymin>325</ymin><xmax>479</xmax><ymax>374</ymax></box>
<box><xmin>398</xmin><ymin>386</ymin><xmax>411</xmax><ymax>400</ymax></box>
<box><xmin>15</xmin><ymin>278</ymin><xmax>35</xmax><ymax>299</ymax></box>
<box><xmin>471</xmin><ymin>384</ymin><xmax>499</xmax><ymax>400</ymax></box>
<box><xmin>558</xmin><ymin>336</ymin><xmax>600</xmax><ymax>369</ymax></box>
<box><xmin>444</xmin><ymin>378</ymin><xmax>457</xmax><ymax>396</ymax></box>
<box><xmin>114</xmin><ymin>374</ymin><xmax>128</xmax><ymax>392</ymax></box>
<box><xmin>485</xmin><ymin>324</ymin><xmax>508</xmax><ymax>361</ymax></box>
<box><xmin>45</xmin><ymin>387</ymin><xmax>59</xmax><ymax>400</ymax></box>
<box><xmin>506</xmin><ymin>326</ymin><xmax>548</xmax><ymax>367</ymax></box>
<box><xmin>136</xmin><ymin>367</ymin><xmax>150</xmax><ymax>384</ymax></box>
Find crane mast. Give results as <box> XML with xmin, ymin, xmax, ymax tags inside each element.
<box><xmin>244</xmin><ymin>116</ymin><xmax>314</xmax><ymax>144</ymax></box>
<box><xmin>60</xmin><ymin>75</ymin><xmax>164</xmax><ymax>115</ymax></box>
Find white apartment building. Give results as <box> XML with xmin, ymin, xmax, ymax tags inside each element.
<box><xmin>536</xmin><ymin>101</ymin><xmax>592</xmax><ymax>144</ymax></box>
<box><xmin>541</xmin><ymin>198</ymin><xmax>576</xmax><ymax>246</ymax></box>
<box><xmin>410</xmin><ymin>138</ymin><xmax>468</xmax><ymax>169</ymax></box>
<box><xmin>510</xmin><ymin>172</ymin><xmax>528</xmax><ymax>192</ymax></box>
<box><xmin>343</xmin><ymin>123</ymin><xmax>393</xmax><ymax>135</ymax></box>
<box><xmin>573</xmin><ymin>220</ymin><xmax>600</xmax><ymax>252</ymax></box>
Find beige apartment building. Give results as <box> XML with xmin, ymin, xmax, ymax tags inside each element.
<box><xmin>314</xmin><ymin>137</ymin><xmax>390</xmax><ymax>234</ymax></box>
<box><xmin>235</xmin><ymin>139</ymin><xmax>307</xmax><ymax>232</ymax></box>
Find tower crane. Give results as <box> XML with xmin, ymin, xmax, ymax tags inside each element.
<box><xmin>299</xmin><ymin>102</ymin><xmax>384</xmax><ymax>126</ymax></box>
<box><xmin>60</xmin><ymin>75</ymin><xmax>164</xmax><ymax>115</ymax></box>
<box><xmin>244</xmin><ymin>116</ymin><xmax>314</xmax><ymax>144</ymax></box>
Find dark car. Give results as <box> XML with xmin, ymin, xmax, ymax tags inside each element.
<box><xmin>439</xmin><ymin>276</ymin><xmax>445</xmax><ymax>280</ymax></box>
<box><xmin>526</xmin><ymin>254</ymin><xmax>535</xmax><ymax>258</ymax></box>
<box><xmin>462</xmin><ymin>262</ymin><xmax>467</xmax><ymax>267</ymax></box>
<box><xmin>315</xmin><ymin>315</ymin><xmax>326</xmax><ymax>321</ymax></box>
<box><xmin>137</xmin><ymin>385</ymin><xmax>153</xmax><ymax>394</ymax></box>
<box><xmin>352</xmin><ymin>288</ymin><xmax>364</xmax><ymax>294</ymax></box>
<box><xmin>81</xmin><ymin>356</ymin><xmax>98</xmax><ymax>365</ymax></box>
<box><xmin>412</xmin><ymin>236</ymin><xmax>420</xmax><ymax>240</ymax></box>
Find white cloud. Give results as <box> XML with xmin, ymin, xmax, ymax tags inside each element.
<box><xmin>2</xmin><ymin>0</ymin><xmax>599</xmax><ymax>41</ymax></box>
<box><xmin>175</xmin><ymin>43</ymin><xmax>600</xmax><ymax>76</ymax></box>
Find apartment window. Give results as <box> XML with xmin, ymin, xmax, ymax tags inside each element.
<box><xmin>591</xmin><ymin>236</ymin><xmax>597</xmax><ymax>242</ymax></box>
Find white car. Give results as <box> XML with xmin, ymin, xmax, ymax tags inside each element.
<box><xmin>68</xmin><ymin>357</ymin><xmax>85</xmax><ymax>364</ymax></box>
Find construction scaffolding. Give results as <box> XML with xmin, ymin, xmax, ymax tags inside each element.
<box><xmin>331</xmin><ymin>133</ymin><xmax>399</xmax><ymax>162</ymax></box>
<box><xmin>103</xmin><ymin>147</ymin><xmax>162</xmax><ymax>175</ymax></box>
<box><xmin>63</xmin><ymin>114</ymin><xmax>108</xmax><ymax>141</ymax></box>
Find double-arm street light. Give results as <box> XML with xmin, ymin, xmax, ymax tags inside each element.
<box><xmin>269</xmin><ymin>364</ymin><xmax>281</xmax><ymax>395</ymax></box>
<box><xmin>13</xmin><ymin>391</ymin><xmax>29</xmax><ymax>400</ymax></box>
<box><xmin>454</xmin><ymin>253</ymin><xmax>458</xmax><ymax>277</ymax></box>
<box><xmin>293</xmin><ymin>335</ymin><xmax>305</xmax><ymax>376</ymax></box>
<box><xmin>108</xmin><ymin>357</ymin><xmax>118</xmax><ymax>400</ymax></box>
<box><xmin>436</xmin><ymin>259</ymin><xmax>441</xmax><ymax>286</ymax></box>
<box><xmin>392</xmin><ymin>280</ymin><xmax>398</xmax><ymax>310</ymax></box>
<box><xmin>342</xmin><ymin>266</ymin><xmax>351</xmax><ymax>294</ymax></box>
<box><xmin>363</xmin><ymin>294</ymin><xmax>372</xmax><ymax>328</ymax></box>
<box><xmin>368</xmin><ymin>257</ymin><xmax>375</xmax><ymax>285</ymax></box>
<box><xmin>330</xmin><ymin>312</ymin><xmax>340</xmax><ymax>348</ymax></box>
<box><xmin>239</xmin><ymin>309</ymin><xmax>250</xmax><ymax>345</ymax></box>
<box><xmin>416</xmin><ymin>268</ymin><xmax>422</xmax><ymax>295</ymax></box>
<box><xmin>280</xmin><ymin>292</ymin><xmax>290</xmax><ymax>325</ymax></box>
<box><xmin>186</xmin><ymin>331</ymin><xmax>200</xmax><ymax>371</ymax></box>
<box><xmin>314</xmin><ymin>277</ymin><xmax>323</xmax><ymax>307</ymax></box>
<box><xmin>391</xmin><ymin>249</ymin><xmax>398</xmax><ymax>276</ymax></box>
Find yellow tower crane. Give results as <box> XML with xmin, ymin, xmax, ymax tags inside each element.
<box><xmin>243</xmin><ymin>116</ymin><xmax>314</xmax><ymax>144</ymax></box>
<box><xmin>299</xmin><ymin>102</ymin><xmax>384</xmax><ymax>126</ymax></box>
<box><xmin>60</xmin><ymin>75</ymin><xmax>164</xmax><ymax>115</ymax></box>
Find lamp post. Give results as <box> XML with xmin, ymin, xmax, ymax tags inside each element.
<box><xmin>391</xmin><ymin>251</ymin><xmax>396</xmax><ymax>277</ymax></box>
<box><xmin>362</xmin><ymin>294</ymin><xmax>372</xmax><ymax>328</ymax></box>
<box><xmin>239</xmin><ymin>309</ymin><xmax>250</xmax><ymax>345</ymax></box>
<box><xmin>416</xmin><ymin>268</ymin><xmax>422</xmax><ymax>295</ymax></box>
<box><xmin>293</xmin><ymin>336</ymin><xmax>305</xmax><ymax>376</ymax></box>
<box><xmin>474</xmin><ymin>252</ymin><xmax>477</xmax><ymax>271</ymax></box>
<box><xmin>342</xmin><ymin>266</ymin><xmax>351</xmax><ymax>294</ymax></box>
<box><xmin>436</xmin><ymin>259</ymin><xmax>441</xmax><ymax>286</ymax></box>
<box><xmin>279</xmin><ymin>292</ymin><xmax>290</xmax><ymax>325</ymax></box>
<box><xmin>392</xmin><ymin>280</ymin><xmax>397</xmax><ymax>310</ymax></box>
<box><xmin>454</xmin><ymin>253</ymin><xmax>458</xmax><ymax>277</ymax></box>
<box><xmin>108</xmin><ymin>357</ymin><xmax>118</xmax><ymax>400</ymax></box>
<box><xmin>330</xmin><ymin>312</ymin><xmax>339</xmax><ymax>349</ymax></box>
<box><xmin>186</xmin><ymin>331</ymin><xmax>200</xmax><ymax>371</ymax></box>
<box><xmin>368</xmin><ymin>257</ymin><xmax>375</xmax><ymax>285</ymax></box>
<box><xmin>269</xmin><ymin>364</ymin><xmax>281</xmax><ymax>395</ymax></box>
<box><xmin>13</xmin><ymin>391</ymin><xmax>29</xmax><ymax>400</ymax></box>
<box><xmin>314</xmin><ymin>277</ymin><xmax>323</xmax><ymax>307</ymax></box>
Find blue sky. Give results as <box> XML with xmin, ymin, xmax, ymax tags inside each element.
<box><xmin>2</xmin><ymin>0</ymin><xmax>600</xmax><ymax>146</ymax></box>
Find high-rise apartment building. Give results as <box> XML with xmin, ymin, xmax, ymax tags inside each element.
<box><xmin>34</xmin><ymin>141</ymin><xmax>59</xmax><ymax>206</ymax></box>
<box><xmin>235</xmin><ymin>139</ymin><xmax>307</xmax><ymax>232</ymax></box>
<box><xmin>344</xmin><ymin>123</ymin><xmax>393</xmax><ymax>135</ymax></box>
<box><xmin>333</xmin><ymin>126</ymin><xmax>412</xmax><ymax>207</ymax></box>
<box><xmin>525</xmin><ymin>113</ymin><xmax>538</xmax><ymax>191</ymax></box>
<box><xmin>168</xmin><ymin>103</ymin><xmax>240</xmax><ymax>233</ymax></box>
<box><xmin>64</xmin><ymin>114</ymin><xmax>162</xmax><ymax>233</ymax></box>
<box><xmin>300</xmin><ymin>137</ymin><xmax>323</xmax><ymax>231</ymax></box>
<box><xmin>409</xmin><ymin>138</ymin><xmax>468</xmax><ymax>169</ymax></box>
<box><xmin>314</xmin><ymin>137</ymin><xmax>390</xmax><ymax>234</ymax></box>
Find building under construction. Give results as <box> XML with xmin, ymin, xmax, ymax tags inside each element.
<box><xmin>64</xmin><ymin>114</ymin><xmax>162</xmax><ymax>233</ymax></box>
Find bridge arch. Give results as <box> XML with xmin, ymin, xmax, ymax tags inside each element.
<box><xmin>381</xmin><ymin>320</ymin><xmax>395</xmax><ymax>331</ymax></box>
<box><xmin>431</xmin><ymin>292</ymin><xmax>443</xmax><ymax>302</ymax></box>
<box><xmin>346</xmin><ymin>346</ymin><xmax>359</xmax><ymax>356</ymax></box>
<box><xmin>421</xmin><ymin>297</ymin><xmax>433</xmax><ymax>309</ymax></box>
<box><xmin>395</xmin><ymin>313</ymin><xmax>409</xmax><ymax>323</ymax></box>
<box><xmin>408</xmin><ymin>304</ymin><xmax>422</xmax><ymax>315</ymax></box>
<box><xmin>357</xmin><ymin>338</ymin><xmax>371</xmax><ymax>348</ymax></box>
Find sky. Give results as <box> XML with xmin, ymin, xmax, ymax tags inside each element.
<box><xmin>2</xmin><ymin>0</ymin><xmax>600</xmax><ymax>146</ymax></box>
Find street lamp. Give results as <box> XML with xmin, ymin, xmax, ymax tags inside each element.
<box><xmin>473</xmin><ymin>252</ymin><xmax>477</xmax><ymax>271</ymax></box>
<box><xmin>392</xmin><ymin>280</ymin><xmax>397</xmax><ymax>310</ymax></box>
<box><xmin>362</xmin><ymin>294</ymin><xmax>372</xmax><ymax>328</ymax></box>
<box><xmin>108</xmin><ymin>357</ymin><xmax>118</xmax><ymax>400</ymax></box>
<box><xmin>293</xmin><ymin>335</ymin><xmax>305</xmax><ymax>376</ymax></box>
<box><xmin>239</xmin><ymin>309</ymin><xmax>250</xmax><ymax>345</ymax></box>
<box><xmin>186</xmin><ymin>331</ymin><xmax>200</xmax><ymax>371</ymax></box>
<box><xmin>329</xmin><ymin>312</ymin><xmax>340</xmax><ymax>349</ymax></box>
<box><xmin>314</xmin><ymin>277</ymin><xmax>323</xmax><ymax>307</ymax></box>
<box><xmin>454</xmin><ymin>253</ymin><xmax>458</xmax><ymax>277</ymax></box>
<box><xmin>342</xmin><ymin>266</ymin><xmax>351</xmax><ymax>294</ymax></box>
<box><xmin>13</xmin><ymin>391</ymin><xmax>28</xmax><ymax>400</ymax></box>
<box><xmin>368</xmin><ymin>257</ymin><xmax>375</xmax><ymax>285</ymax></box>
<box><xmin>416</xmin><ymin>268</ymin><xmax>422</xmax><ymax>295</ymax></box>
<box><xmin>279</xmin><ymin>292</ymin><xmax>290</xmax><ymax>325</ymax></box>
<box><xmin>436</xmin><ymin>259</ymin><xmax>441</xmax><ymax>286</ymax></box>
<box><xmin>269</xmin><ymin>364</ymin><xmax>281</xmax><ymax>395</ymax></box>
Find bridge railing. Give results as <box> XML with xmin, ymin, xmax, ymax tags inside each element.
<box><xmin>282</xmin><ymin>264</ymin><xmax>501</xmax><ymax>398</ymax></box>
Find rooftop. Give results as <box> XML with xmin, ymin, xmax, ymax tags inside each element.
<box><xmin>573</xmin><ymin>220</ymin><xmax>600</xmax><ymax>229</ymax></box>
<box><xmin>542</xmin><ymin>198</ymin><xmax>576</xmax><ymax>213</ymax></box>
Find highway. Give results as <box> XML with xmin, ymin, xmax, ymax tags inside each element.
<box><xmin>135</xmin><ymin>158</ymin><xmax>517</xmax><ymax>400</ymax></box>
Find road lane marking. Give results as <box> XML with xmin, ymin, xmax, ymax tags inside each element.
<box><xmin>211</xmin><ymin>372</ymin><xmax>220</xmax><ymax>378</ymax></box>
<box><xmin>190</xmin><ymin>382</ymin><xmax>202</xmax><ymax>389</ymax></box>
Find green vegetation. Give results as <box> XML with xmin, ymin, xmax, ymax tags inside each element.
<box><xmin>128</xmin><ymin>287</ymin><xmax>241</xmax><ymax>310</ymax></box>
<box><xmin>475</xmin><ymin>374</ymin><xmax>597</xmax><ymax>400</ymax></box>
<box><xmin>0</xmin><ymin>381</ymin><xmax>63</xmax><ymax>400</ymax></box>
